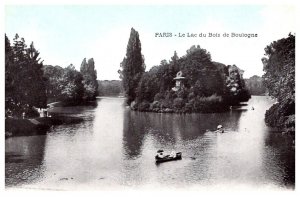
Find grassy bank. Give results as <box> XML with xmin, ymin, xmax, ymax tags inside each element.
<box><xmin>5</xmin><ymin>116</ymin><xmax>84</xmax><ymax>138</ymax></box>
<box><xmin>5</xmin><ymin>118</ymin><xmax>49</xmax><ymax>138</ymax></box>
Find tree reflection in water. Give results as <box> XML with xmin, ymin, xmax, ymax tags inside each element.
<box><xmin>5</xmin><ymin>135</ymin><xmax>47</xmax><ymax>187</ymax></box>
<box><xmin>122</xmin><ymin>109</ymin><xmax>243</xmax><ymax>159</ymax></box>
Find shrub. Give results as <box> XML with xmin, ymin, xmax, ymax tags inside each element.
<box><xmin>150</xmin><ymin>101</ymin><xmax>161</xmax><ymax>111</ymax></box>
<box><xmin>161</xmin><ymin>99</ymin><xmax>173</xmax><ymax>109</ymax></box>
<box><xmin>184</xmin><ymin>102</ymin><xmax>193</xmax><ymax>113</ymax></box>
<box><xmin>265</xmin><ymin>99</ymin><xmax>295</xmax><ymax>132</ymax></box>
<box><xmin>193</xmin><ymin>94</ymin><xmax>225</xmax><ymax>112</ymax></box>
<box><xmin>137</xmin><ymin>101</ymin><xmax>150</xmax><ymax>111</ymax></box>
<box><xmin>188</xmin><ymin>92</ymin><xmax>195</xmax><ymax>101</ymax></box>
<box><xmin>173</xmin><ymin>98</ymin><xmax>184</xmax><ymax>109</ymax></box>
<box><xmin>154</xmin><ymin>93</ymin><xmax>164</xmax><ymax>101</ymax></box>
<box><xmin>130</xmin><ymin>101</ymin><xmax>138</xmax><ymax>110</ymax></box>
<box><xmin>165</xmin><ymin>90</ymin><xmax>177</xmax><ymax>100</ymax></box>
<box><xmin>176</xmin><ymin>88</ymin><xmax>188</xmax><ymax>99</ymax></box>
<box><xmin>198</xmin><ymin>94</ymin><xmax>222</xmax><ymax>103</ymax></box>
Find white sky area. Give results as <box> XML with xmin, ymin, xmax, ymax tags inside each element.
<box><xmin>5</xmin><ymin>5</ymin><xmax>296</xmax><ymax>80</ymax></box>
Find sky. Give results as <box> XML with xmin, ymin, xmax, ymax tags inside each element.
<box><xmin>5</xmin><ymin>4</ymin><xmax>296</xmax><ymax>80</ymax></box>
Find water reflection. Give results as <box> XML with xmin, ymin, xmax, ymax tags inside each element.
<box><xmin>120</xmin><ymin>96</ymin><xmax>294</xmax><ymax>189</ymax></box>
<box><xmin>263</xmin><ymin>133</ymin><xmax>295</xmax><ymax>188</ymax></box>
<box><xmin>122</xmin><ymin>109</ymin><xmax>243</xmax><ymax>159</ymax></box>
<box><xmin>122</xmin><ymin>110</ymin><xmax>147</xmax><ymax>159</ymax></box>
<box><xmin>5</xmin><ymin>96</ymin><xmax>295</xmax><ymax>190</ymax></box>
<box><xmin>5</xmin><ymin>135</ymin><xmax>46</xmax><ymax>187</ymax></box>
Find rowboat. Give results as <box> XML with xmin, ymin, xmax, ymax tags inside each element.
<box><xmin>155</xmin><ymin>151</ymin><xmax>182</xmax><ymax>163</ymax></box>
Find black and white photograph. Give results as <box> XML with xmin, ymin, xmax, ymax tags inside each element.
<box><xmin>3</xmin><ymin>0</ymin><xmax>296</xmax><ymax>192</ymax></box>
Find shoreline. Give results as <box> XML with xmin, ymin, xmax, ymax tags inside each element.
<box><xmin>5</xmin><ymin>115</ymin><xmax>84</xmax><ymax>138</ymax></box>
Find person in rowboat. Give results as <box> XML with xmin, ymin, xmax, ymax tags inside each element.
<box><xmin>170</xmin><ymin>151</ymin><xmax>176</xmax><ymax>158</ymax></box>
<box><xmin>216</xmin><ymin>125</ymin><xmax>224</xmax><ymax>133</ymax></box>
<box><xmin>156</xmin><ymin>150</ymin><xmax>165</xmax><ymax>158</ymax></box>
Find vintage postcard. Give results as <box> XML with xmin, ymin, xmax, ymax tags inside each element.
<box><xmin>3</xmin><ymin>0</ymin><xmax>296</xmax><ymax>192</ymax></box>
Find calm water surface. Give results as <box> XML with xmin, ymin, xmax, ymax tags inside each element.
<box><xmin>5</xmin><ymin>96</ymin><xmax>295</xmax><ymax>190</ymax></box>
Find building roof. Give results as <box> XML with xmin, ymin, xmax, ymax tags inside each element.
<box><xmin>174</xmin><ymin>71</ymin><xmax>185</xmax><ymax>80</ymax></box>
<box><xmin>174</xmin><ymin>76</ymin><xmax>186</xmax><ymax>80</ymax></box>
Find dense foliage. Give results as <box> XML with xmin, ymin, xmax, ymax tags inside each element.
<box><xmin>5</xmin><ymin>34</ymin><xmax>99</xmax><ymax>118</ymax></box>
<box><xmin>262</xmin><ymin>34</ymin><xmax>295</xmax><ymax>132</ymax></box>
<box><xmin>43</xmin><ymin>60</ymin><xmax>98</xmax><ymax>104</ymax></box>
<box><xmin>80</xmin><ymin>58</ymin><xmax>98</xmax><ymax>100</ymax></box>
<box><xmin>42</xmin><ymin>64</ymin><xmax>84</xmax><ymax>103</ymax></box>
<box><xmin>119</xmin><ymin>28</ymin><xmax>145</xmax><ymax>104</ymax></box>
<box><xmin>119</xmin><ymin>34</ymin><xmax>250</xmax><ymax>113</ymax></box>
<box><xmin>5</xmin><ymin>34</ymin><xmax>47</xmax><ymax>117</ymax></box>
<box><xmin>244</xmin><ymin>75</ymin><xmax>266</xmax><ymax>95</ymax></box>
<box><xmin>58</xmin><ymin>64</ymin><xmax>85</xmax><ymax>102</ymax></box>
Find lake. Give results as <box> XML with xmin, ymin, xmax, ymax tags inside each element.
<box><xmin>5</xmin><ymin>96</ymin><xmax>295</xmax><ymax>190</ymax></box>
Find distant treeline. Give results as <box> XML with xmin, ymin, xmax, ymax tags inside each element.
<box><xmin>5</xmin><ymin>34</ymin><xmax>98</xmax><ymax>118</ymax></box>
<box><xmin>118</xmin><ymin>28</ymin><xmax>250</xmax><ymax>113</ymax></box>
<box><xmin>97</xmin><ymin>80</ymin><xmax>123</xmax><ymax>96</ymax></box>
<box><xmin>244</xmin><ymin>75</ymin><xmax>266</xmax><ymax>95</ymax></box>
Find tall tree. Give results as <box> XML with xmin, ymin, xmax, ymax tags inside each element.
<box><xmin>262</xmin><ymin>34</ymin><xmax>295</xmax><ymax>131</ymax></box>
<box><xmin>5</xmin><ymin>34</ymin><xmax>47</xmax><ymax>117</ymax></box>
<box><xmin>25</xmin><ymin>42</ymin><xmax>47</xmax><ymax>107</ymax></box>
<box><xmin>43</xmin><ymin>65</ymin><xmax>64</xmax><ymax>99</ymax></box>
<box><xmin>262</xmin><ymin>34</ymin><xmax>295</xmax><ymax>103</ymax></box>
<box><xmin>5</xmin><ymin>34</ymin><xmax>14</xmax><ymax>98</ymax></box>
<box><xmin>159</xmin><ymin>52</ymin><xmax>180</xmax><ymax>91</ymax></box>
<box><xmin>119</xmin><ymin>28</ymin><xmax>145</xmax><ymax>104</ymax></box>
<box><xmin>80</xmin><ymin>58</ymin><xmax>98</xmax><ymax>100</ymax></box>
<box><xmin>224</xmin><ymin>65</ymin><xmax>250</xmax><ymax>103</ymax></box>
<box><xmin>59</xmin><ymin>64</ymin><xmax>84</xmax><ymax>102</ymax></box>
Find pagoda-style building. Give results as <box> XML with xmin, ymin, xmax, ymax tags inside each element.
<box><xmin>172</xmin><ymin>71</ymin><xmax>185</xmax><ymax>91</ymax></box>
